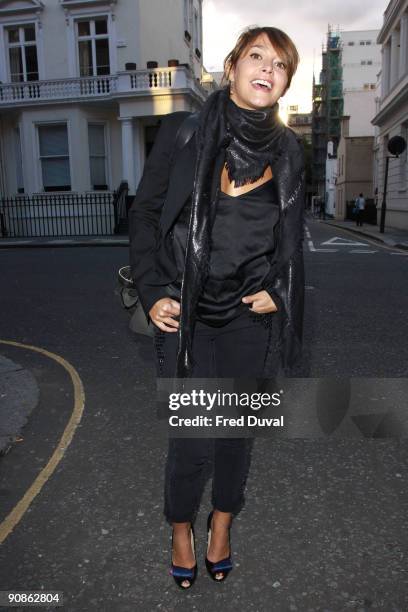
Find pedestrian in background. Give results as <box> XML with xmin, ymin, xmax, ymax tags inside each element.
<box><xmin>354</xmin><ymin>192</ymin><xmax>366</xmax><ymax>227</ymax></box>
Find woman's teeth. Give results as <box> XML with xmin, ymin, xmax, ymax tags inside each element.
<box><xmin>251</xmin><ymin>80</ymin><xmax>272</xmax><ymax>91</ymax></box>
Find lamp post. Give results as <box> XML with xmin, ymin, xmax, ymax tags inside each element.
<box><xmin>380</xmin><ymin>135</ymin><xmax>406</xmax><ymax>233</ymax></box>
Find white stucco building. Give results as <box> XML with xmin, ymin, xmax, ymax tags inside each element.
<box><xmin>372</xmin><ymin>0</ymin><xmax>408</xmax><ymax>231</ymax></box>
<box><xmin>341</xmin><ymin>30</ymin><xmax>381</xmax><ymax>137</ymax></box>
<box><xmin>334</xmin><ymin>29</ymin><xmax>381</xmax><ymax>219</ymax></box>
<box><xmin>0</xmin><ymin>0</ymin><xmax>208</xmax><ymax>236</ymax></box>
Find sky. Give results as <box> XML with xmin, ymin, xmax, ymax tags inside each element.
<box><xmin>202</xmin><ymin>0</ymin><xmax>389</xmax><ymax>119</ymax></box>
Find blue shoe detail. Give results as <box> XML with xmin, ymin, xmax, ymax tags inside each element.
<box><xmin>211</xmin><ymin>558</ymin><xmax>233</xmax><ymax>572</ymax></box>
<box><xmin>170</xmin><ymin>525</ymin><xmax>198</xmax><ymax>589</ymax></box>
<box><xmin>171</xmin><ymin>565</ymin><xmax>196</xmax><ymax>578</ymax></box>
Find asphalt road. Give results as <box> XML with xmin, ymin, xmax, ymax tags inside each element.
<box><xmin>0</xmin><ymin>218</ymin><xmax>407</xmax><ymax>611</ymax></box>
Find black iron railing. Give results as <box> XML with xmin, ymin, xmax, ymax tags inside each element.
<box><xmin>0</xmin><ymin>191</ymin><xmax>118</xmax><ymax>238</ymax></box>
<box><xmin>112</xmin><ymin>181</ymin><xmax>129</xmax><ymax>234</ymax></box>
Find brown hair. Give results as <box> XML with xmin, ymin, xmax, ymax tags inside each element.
<box><xmin>221</xmin><ymin>26</ymin><xmax>300</xmax><ymax>94</ymax></box>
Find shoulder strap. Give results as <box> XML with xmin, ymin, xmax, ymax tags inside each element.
<box><xmin>173</xmin><ymin>112</ymin><xmax>200</xmax><ymax>159</ymax></box>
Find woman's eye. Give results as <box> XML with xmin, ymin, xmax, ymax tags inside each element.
<box><xmin>250</xmin><ymin>53</ymin><xmax>262</xmax><ymax>60</ymax></box>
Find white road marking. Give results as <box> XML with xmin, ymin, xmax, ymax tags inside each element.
<box><xmin>321</xmin><ymin>237</ymin><xmax>369</xmax><ymax>247</ymax></box>
<box><xmin>307</xmin><ymin>240</ymin><xmax>337</xmax><ymax>252</ymax></box>
<box><xmin>306</xmin><ymin>224</ymin><xmax>406</xmax><ymax>256</ymax></box>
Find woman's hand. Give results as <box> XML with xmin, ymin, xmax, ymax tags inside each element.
<box><xmin>242</xmin><ymin>290</ymin><xmax>278</xmax><ymax>313</ymax></box>
<box><xmin>149</xmin><ymin>298</ymin><xmax>180</xmax><ymax>332</ymax></box>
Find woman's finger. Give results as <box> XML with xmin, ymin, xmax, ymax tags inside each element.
<box><xmin>154</xmin><ymin>319</ymin><xmax>178</xmax><ymax>332</ymax></box>
<box><xmin>160</xmin><ymin>316</ymin><xmax>179</xmax><ymax>328</ymax></box>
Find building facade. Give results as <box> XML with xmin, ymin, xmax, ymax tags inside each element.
<box><xmin>372</xmin><ymin>0</ymin><xmax>408</xmax><ymax>231</ymax></box>
<box><xmin>336</xmin><ymin>116</ymin><xmax>375</xmax><ymax>220</ymax></box>
<box><xmin>312</xmin><ymin>26</ymin><xmax>381</xmax><ymax>210</ymax></box>
<box><xmin>287</xmin><ymin>110</ymin><xmax>312</xmax><ymax>143</ymax></box>
<box><xmin>0</xmin><ymin>0</ymin><xmax>208</xmax><ymax>236</ymax></box>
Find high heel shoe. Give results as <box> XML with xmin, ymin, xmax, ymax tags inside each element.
<box><xmin>205</xmin><ymin>510</ymin><xmax>233</xmax><ymax>582</ymax></box>
<box><xmin>170</xmin><ymin>524</ymin><xmax>198</xmax><ymax>589</ymax></box>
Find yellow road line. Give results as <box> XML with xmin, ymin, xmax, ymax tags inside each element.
<box><xmin>0</xmin><ymin>340</ymin><xmax>85</xmax><ymax>544</ymax></box>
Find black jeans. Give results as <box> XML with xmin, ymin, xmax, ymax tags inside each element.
<box><xmin>153</xmin><ymin>308</ymin><xmax>280</xmax><ymax>524</ymax></box>
<box><xmin>355</xmin><ymin>210</ymin><xmax>364</xmax><ymax>226</ymax></box>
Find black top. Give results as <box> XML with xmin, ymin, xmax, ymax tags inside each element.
<box><xmin>167</xmin><ymin>177</ymin><xmax>280</xmax><ymax>325</ymax></box>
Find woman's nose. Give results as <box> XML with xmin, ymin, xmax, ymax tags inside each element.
<box><xmin>262</xmin><ymin>62</ymin><xmax>274</xmax><ymax>73</ymax></box>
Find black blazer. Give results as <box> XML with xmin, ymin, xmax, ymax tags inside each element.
<box><xmin>129</xmin><ymin>110</ymin><xmax>305</xmax><ymax>372</ymax></box>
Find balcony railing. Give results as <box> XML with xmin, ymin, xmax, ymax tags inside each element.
<box><xmin>0</xmin><ymin>66</ymin><xmax>205</xmax><ymax>107</ymax></box>
<box><xmin>0</xmin><ymin>75</ymin><xmax>116</xmax><ymax>104</ymax></box>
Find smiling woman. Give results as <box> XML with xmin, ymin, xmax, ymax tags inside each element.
<box><xmin>128</xmin><ymin>24</ymin><xmax>305</xmax><ymax>591</ymax></box>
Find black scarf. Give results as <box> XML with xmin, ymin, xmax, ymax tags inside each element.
<box><xmin>176</xmin><ymin>85</ymin><xmax>286</xmax><ymax>378</ymax></box>
<box><xmin>224</xmin><ymin>93</ymin><xmax>285</xmax><ymax>187</ymax></box>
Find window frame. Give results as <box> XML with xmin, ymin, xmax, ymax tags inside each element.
<box><xmin>35</xmin><ymin>121</ymin><xmax>73</xmax><ymax>193</ymax></box>
<box><xmin>63</xmin><ymin>8</ymin><xmax>117</xmax><ymax>78</ymax></box>
<box><xmin>87</xmin><ymin>120</ymin><xmax>110</xmax><ymax>191</ymax></box>
<box><xmin>75</xmin><ymin>15</ymin><xmax>110</xmax><ymax>77</ymax></box>
<box><xmin>14</xmin><ymin>125</ymin><xmax>25</xmax><ymax>194</ymax></box>
<box><xmin>1</xmin><ymin>19</ymin><xmax>44</xmax><ymax>83</ymax></box>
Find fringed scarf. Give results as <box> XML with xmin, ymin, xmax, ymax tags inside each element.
<box><xmin>176</xmin><ymin>85</ymin><xmax>286</xmax><ymax>377</ymax></box>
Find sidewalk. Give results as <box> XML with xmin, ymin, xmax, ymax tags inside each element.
<box><xmin>2</xmin><ymin>222</ymin><xmax>407</xmax><ymax>250</ymax></box>
<box><xmin>0</xmin><ymin>235</ymin><xmax>129</xmax><ymax>248</ymax></box>
<box><xmin>317</xmin><ymin>217</ymin><xmax>408</xmax><ymax>251</ymax></box>
<box><xmin>0</xmin><ymin>354</ymin><xmax>40</xmax><ymax>456</ymax></box>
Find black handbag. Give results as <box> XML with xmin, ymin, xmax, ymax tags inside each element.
<box><xmin>118</xmin><ymin>112</ymin><xmax>199</xmax><ymax>337</ymax></box>
<box><xmin>117</xmin><ymin>265</ymin><xmax>154</xmax><ymax>337</ymax></box>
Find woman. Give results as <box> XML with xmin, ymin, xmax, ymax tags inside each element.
<box><xmin>129</xmin><ymin>26</ymin><xmax>305</xmax><ymax>588</ymax></box>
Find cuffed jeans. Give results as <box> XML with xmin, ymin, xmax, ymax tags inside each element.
<box><xmin>153</xmin><ymin>308</ymin><xmax>280</xmax><ymax>524</ymax></box>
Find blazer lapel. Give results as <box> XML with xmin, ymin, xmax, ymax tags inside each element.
<box><xmin>160</xmin><ymin>136</ymin><xmax>197</xmax><ymax>235</ymax></box>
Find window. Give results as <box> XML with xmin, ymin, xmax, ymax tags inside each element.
<box><xmin>193</xmin><ymin>7</ymin><xmax>199</xmax><ymax>53</ymax></box>
<box><xmin>361</xmin><ymin>60</ymin><xmax>366</xmax><ymax>65</ymax></box>
<box><xmin>367</xmin><ymin>60</ymin><xmax>372</xmax><ymax>65</ymax></box>
<box><xmin>366</xmin><ymin>40</ymin><xmax>372</xmax><ymax>45</ymax></box>
<box><xmin>348</xmin><ymin>41</ymin><xmax>354</xmax><ymax>46</ymax></box>
<box><xmin>38</xmin><ymin>124</ymin><xmax>71</xmax><ymax>192</ymax></box>
<box><xmin>183</xmin><ymin>0</ymin><xmax>190</xmax><ymax>33</ymax></box>
<box><xmin>14</xmin><ymin>127</ymin><xmax>24</xmax><ymax>193</ymax></box>
<box><xmin>88</xmin><ymin>124</ymin><xmax>107</xmax><ymax>190</ymax></box>
<box><xmin>359</xmin><ymin>41</ymin><xmax>365</xmax><ymax>45</ymax></box>
<box><xmin>76</xmin><ymin>17</ymin><xmax>110</xmax><ymax>76</ymax></box>
<box><xmin>6</xmin><ymin>24</ymin><xmax>38</xmax><ymax>82</ymax></box>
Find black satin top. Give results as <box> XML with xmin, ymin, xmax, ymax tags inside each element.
<box><xmin>167</xmin><ymin>177</ymin><xmax>279</xmax><ymax>325</ymax></box>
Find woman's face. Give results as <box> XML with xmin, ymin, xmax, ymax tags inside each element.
<box><xmin>228</xmin><ymin>33</ymin><xmax>289</xmax><ymax>110</ymax></box>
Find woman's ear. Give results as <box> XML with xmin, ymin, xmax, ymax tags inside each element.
<box><xmin>225</xmin><ymin>60</ymin><xmax>234</xmax><ymax>83</ymax></box>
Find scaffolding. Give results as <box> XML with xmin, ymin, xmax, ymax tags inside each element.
<box><xmin>311</xmin><ymin>24</ymin><xmax>344</xmax><ymax>197</ymax></box>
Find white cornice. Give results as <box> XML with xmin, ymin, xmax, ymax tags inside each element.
<box><xmin>377</xmin><ymin>0</ymin><xmax>407</xmax><ymax>44</ymax></box>
<box><xmin>0</xmin><ymin>1</ymin><xmax>44</xmax><ymax>16</ymax></box>
<box><xmin>60</xmin><ymin>0</ymin><xmax>117</xmax><ymax>8</ymax></box>
<box><xmin>60</xmin><ymin>0</ymin><xmax>117</xmax><ymax>23</ymax></box>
